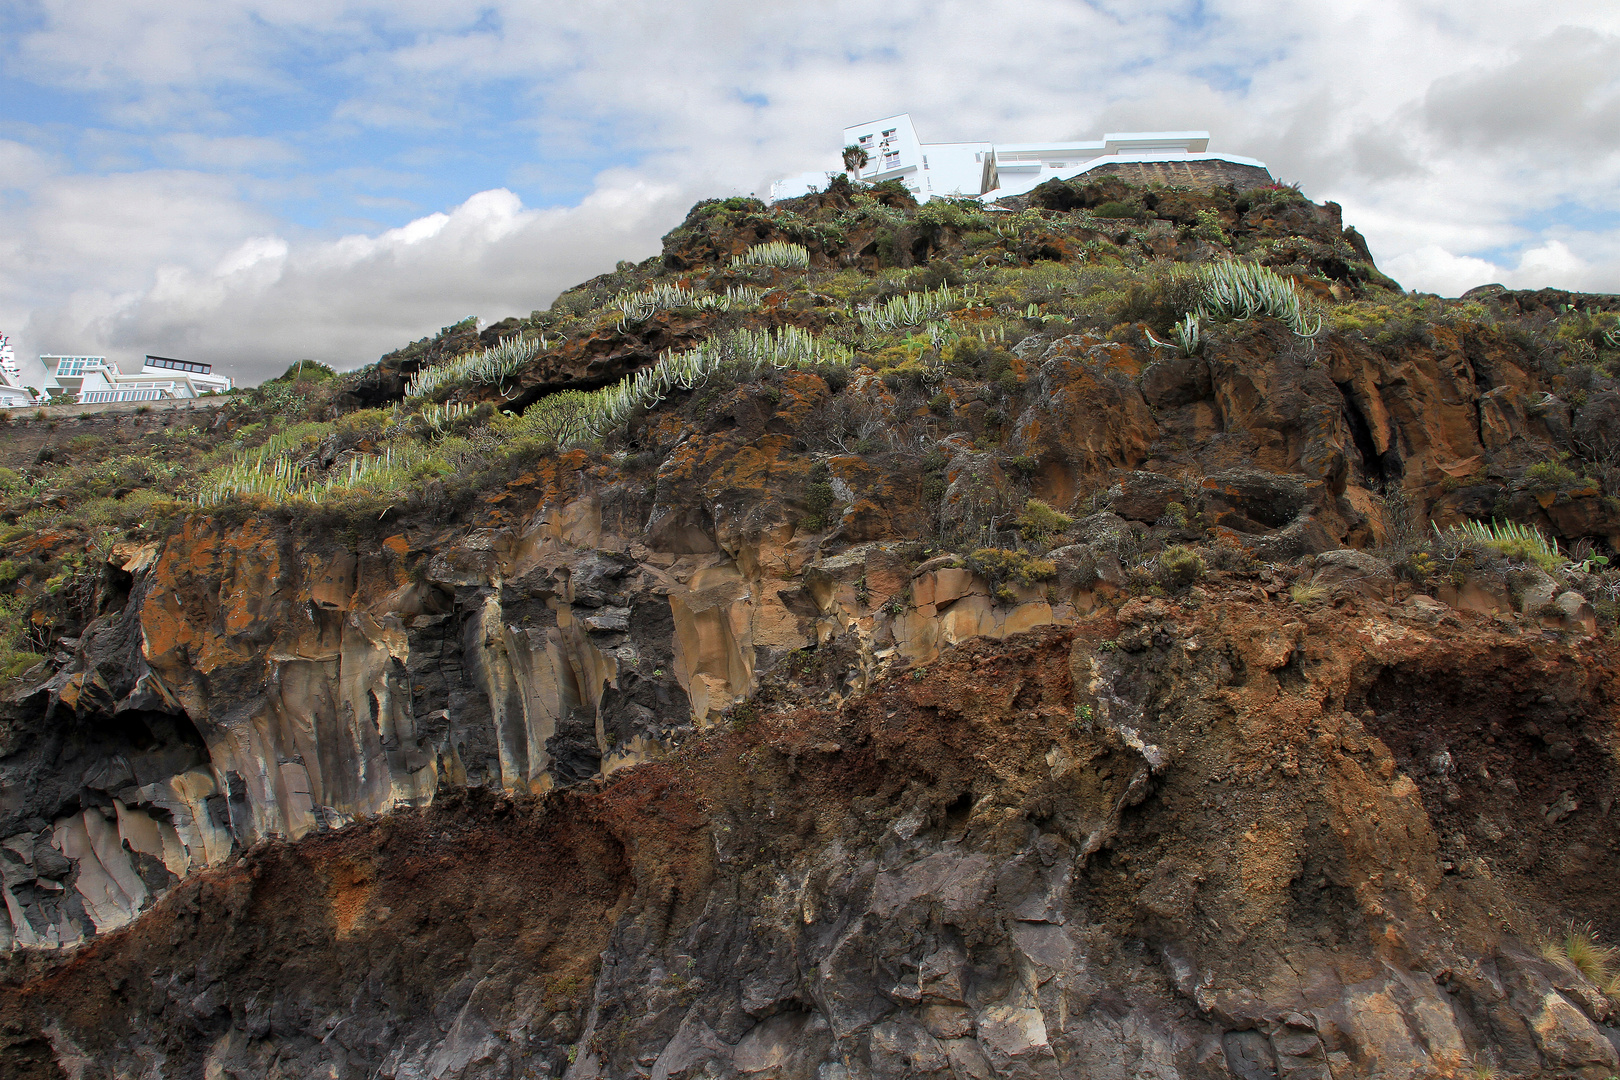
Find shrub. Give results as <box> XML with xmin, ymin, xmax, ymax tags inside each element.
<box><xmin>1194</xmin><ymin>261</ymin><xmax>1321</xmax><ymax>337</ymax></box>
<box><xmin>1093</xmin><ymin>201</ymin><xmax>1138</xmax><ymax>219</ymax></box>
<box><xmin>1190</xmin><ymin>209</ymin><xmax>1228</xmax><ymax>245</ymax></box>
<box><xmin>270</xmin><ymin>360</ymin><xmax>337</xmax><ymax>383</ymax></box>
<box><xmin>405</xmin><ymin>335</ymin><xmax>540</xmax><ymax>402</ymax></box>
<box><xmin>1155</xmin><ymin>545</ymin><xmax>1205</xmax><ymax>588</ymax></box>
<box><xmin>964</xmin><ymin>548</ymin><xmax>1057</xmax><ymax>589</ymax></box>
<box><xmin>613</xmin><ymin>283</ymin><xmax>764</xmax><ymax>327</ymax></box>
<box><xmin>801</xmin><ymin>462</ymin><xmax>837</xmax><ymax>530</ymax></box>
<box><xmin>1016</xmin><ymin>498</ymin><xmax>1073</xmax><ymax>542</ymax></box>
<box><xmin>1005</xmin><ymin>455</ymin><xmax>1039</xmax><ymax>476</ymax></box>
<box><xmin>0</xmin><ymin>595</ymin><xmax>43</xmax><ymax>681</ymax></box>
<box><xmin>1145</xmin><ymin>313</ymin><xmax>1201</xmax><ymax>356</ymax></box>
<box><xmin>732</xmin><ymin>241</ymin><xmax>811</xmax><ymax>270</ymax></box>
<box><xmin>856</xmin><ymin>286</ymin><xmax>964</xmax><ymax>334</ymax></box>
<box><xmin>1438</xmin><ymin>519</ymin><xmax>1562</xmax><ymax>573</ymax></box>
<box><xmin>1524</xmin><ymin>459</ymin><xmax>1579</xmax><ymax>493</ymax></box>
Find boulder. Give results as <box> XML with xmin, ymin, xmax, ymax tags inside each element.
<box><xmin>1311</xmin><ymin>549</ymin><xmax>1395</xmax><ymax>599</ymax></box>
<box><xmin>1550</xmin><ymin>590</ymin><xmax>1597</xmax><ymax>634</ymax></box>
<box><xmin>1107</xmin><ymin>471</ymin><xmax>1187</xmax><ymax>523</ymax></box>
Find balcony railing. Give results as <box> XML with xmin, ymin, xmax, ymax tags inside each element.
<box><xmin>77</xmin><ymin>390</ymin><xmax>166</xmax><ymax>404</ymax></box>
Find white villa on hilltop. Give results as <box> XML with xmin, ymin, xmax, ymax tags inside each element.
<box><xmin>769</xmin><ymin>113</ymin><xmax>1271</xmax><ymax>204</ymax></box>
<box><xmin>0</xmin><ymin>335</ymin><xmax>36</xmax><ymax>408</ymax></box>
<box><xmin>42</xmin><ymin>354</ymin><xmax>232</xmax><ymax>404</ymax></box>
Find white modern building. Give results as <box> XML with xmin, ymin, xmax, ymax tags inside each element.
<box><xmin>42</xmin><ymin>354</ymin><xmax>233</xmax><ymax>404</ymax></box>
<box><xmin>0</xmin><ymin>334</ymin><xmax>36</xmax><ymax>408</ymax></box>
<box><xmin>769</xmin><ymin>113</ymin><xmax>1271</xmax><ymax>204</ymax></box>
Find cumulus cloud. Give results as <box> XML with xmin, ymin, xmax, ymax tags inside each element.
<box><xmin>1384</xmin><ymin>247</ymin><xmax>1501</xmax><ymax>299</ymax></box>
<box><xmin>16</xmin><ymin>178</ymin><xmax>694</xmax><ymax>386</ymax></box>
<box><xmin>1386</xmin><ymin>239</ymin><xmax>1620</xmax><ymax>299</ymax></box>
<box><xmin>2</xmin><ymin>0</ymin><xmax>1619</xmax><ymax>383</ymax></box>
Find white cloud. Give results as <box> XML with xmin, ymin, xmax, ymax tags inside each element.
<box><xmin>14</xmin><ymin>178</ymin><xmax>693</xmax><ymax>386</ymax></box>
<box><xmin>1510</xmin><ymin>240</ymin><xmax>1588</xmax><ymax>288</ymax></box>
<box><xmin>1386</xmin><ymin>238</ymin><xmax>1619</xmax><ymax>298</ymax></box>
<box><xmin>1385</xmin><ymin>246</ymin><xmax>1501</xmax><ymax>298</ymax></box>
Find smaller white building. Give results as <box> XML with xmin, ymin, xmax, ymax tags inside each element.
<box><xmin>0</xmin><ymin>335</ymin><xmax>37</xmax><ymax>408</ymax></box>
<box><xmin>42</xmin><ymin>354</ymin><xmax>233</xmax><ymax>404</ymax></box>
<box><xmin>770</xmin><ymin>113</ymin><xmax>1270</xmax><ymax>204</ymax></box>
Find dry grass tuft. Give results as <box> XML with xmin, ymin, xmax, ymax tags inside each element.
<box><xmin>1289</xmin><ymin>582</ymin><xmax>1328</xmax><ymax>605</ymax></box>
<box><xmin>1541</xmin><ymin>922</ymin><xmax>1620</xmax><ymax>997</ymax></box>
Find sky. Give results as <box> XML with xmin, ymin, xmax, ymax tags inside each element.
<box><xmin>1</xmin><ymin>1</ymin><xmax>1618</xmax><ymax>389</ymax></box>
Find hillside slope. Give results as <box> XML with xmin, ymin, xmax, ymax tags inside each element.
<box><xmin>0</xmin><ymin>174</ymin><xmax>1617</xmax><ymax>1079</ymax></box>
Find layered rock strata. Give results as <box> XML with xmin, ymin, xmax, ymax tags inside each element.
<box><xmin>1</xmin><ymin>610</ymin><xmax>1616</xmax><ymax>1079</ymax></box>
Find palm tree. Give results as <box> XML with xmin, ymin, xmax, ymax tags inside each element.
<box><xmin>842</xmin><ymin>144</ymin><xmax>869</xmax><ymax>182</ymax></box>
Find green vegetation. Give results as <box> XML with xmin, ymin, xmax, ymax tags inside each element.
<box><xmin>732</xmin><ymin>241</ymin><xmax>811</xmax><ymax>270</ymax></box>
<box><xmin>1092</xmin><ymin>201</ymin><xmax>1138</xmax><ymax>219</ymax></box>
<box><xmin>1438</xmin><ymin>519</ymin><xmax>1563</xmax><ymax>574</ymax></box>
<box><xmin>1015</xmin><ymin>499</ymin><xmax>1072</xmax><ymax>543</ymax></box>
<box><xmin>268</xmin><ymin>359</ymin><xmax>337</xmax><ymax>384</ymax></box>
<box><xmin>0</xmin><ymin>595</ymin><xmax>44</xmax><ymax>680</ymax></box>
<box><xmin>613</xmin><ymin>282</ymin><xmax>765</xmax><ymax>327</ymax></box>
<box><xmin>406</xmin><ymin>335</ymin><xmax>539</xmax><ymax>402</ymax></box>
<box><xmin>1524</xmin><ymin>459</ymin><xmax>1580</xmax><ymax>494</ymax></box>
<box><xmin>198</xmin><ymin>325</ymin><xmax>852</xmax><ymax>508</ymax></box>
<box><xmin>856</xmin><ymin>286</ymin><xmax>965</xmax><ymax>334</ymax></box>
<box><xmin>1155</xmin><ymin>545</ymin><xmax>1205</xmax><ymax>588</ymax></box>
<box><xmin>1192</xmin><ymin>260</ymin><xmax>1321</xmax><ymax>336</ymax></box>
<box><xmin>964</xmin><ymin>548</ymin><xmax>1057</xmax><ymax>596</ymax></box>
<box><xmin>801</xmin><ymin>462</ymin><xmax>837</xmax><ymax>531</ymax></box>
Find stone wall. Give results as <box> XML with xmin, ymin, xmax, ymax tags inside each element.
<box><xmin>1080</xmin><ymin>159</ymin><xmax>1274</xmax><ymax>189</ymax></box>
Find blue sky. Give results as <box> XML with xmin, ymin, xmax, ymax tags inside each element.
<box><xmin>1</xmin><ymin>1</ymin><xmax>1617</xmax><ymax>386</ymax></box>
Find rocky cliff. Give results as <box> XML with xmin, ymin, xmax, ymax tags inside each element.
<box><xmin>0</xmin><ymin>173</ymin><xmax>1617</xmax><ymax>1079</ymax></box>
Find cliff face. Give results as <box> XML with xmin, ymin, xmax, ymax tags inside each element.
<box><xmin>0</xmin><ymin>175</ymin><xmax>1618</xmax><ymax>1079</ymax></box>
<box><xmin>3</xmin><ymin>617</ymin><xmax>1617</xmax><ymax>1080</ymax></box>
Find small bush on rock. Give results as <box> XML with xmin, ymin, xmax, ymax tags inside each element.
<box><xmin>1438</xmin><ymin>519</ymin><xmax>1562</xmax><ymax>574</ymax></box>
<box><xmin>1541</xmin><ymin>922</ymin><xmax>1619</xmax><ymax>998</ymax></box>
<box><xmin>1155</xmin><ymin>545</ymin><xmax>1205</xmax><ymax>589</ymax></box>
<box><xmin>1524</xmin><ymin>459</ymin><xmax>1579</xmax><ymax>493</ymax></box>
<box><xmin>1093</xmin><ymin>201</ymin><xmax>1138</xmax><ymax>219</ymax></box>
<box><xmin>1016</xmin><ymin>499</ymin><xmax>1073</xmax><ymax>543</ymax></box>
<box><xmin>801</xmin><ymin>462</ymin><xmax>837</xmax><ymax>531</ymax></box>
<box><xmin>965</xmin><ymin>548</ymin><xmax>1057</xmax><ymax>590</ymax></box>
